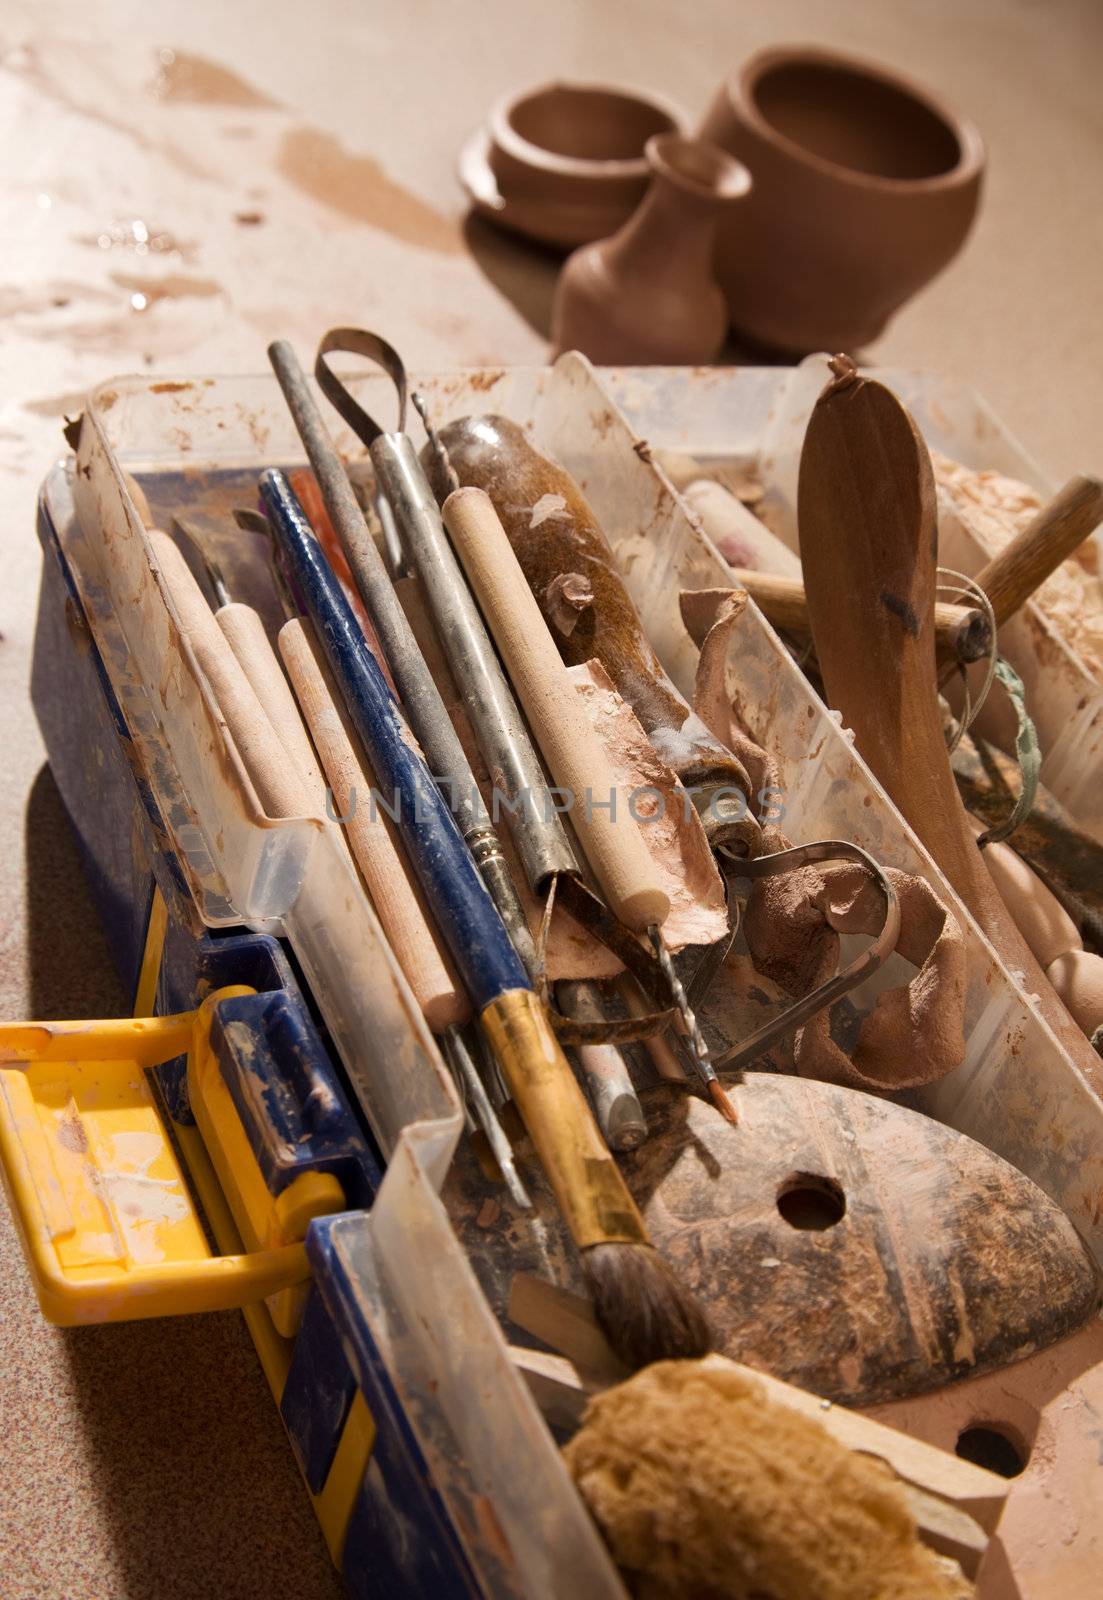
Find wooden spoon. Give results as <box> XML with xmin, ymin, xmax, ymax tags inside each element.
<box><xmin>797</xmin><ymin>358</ymin><xmax>1102</xmax><ymax>1079</ymax></box>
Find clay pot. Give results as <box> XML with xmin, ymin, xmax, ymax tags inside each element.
<box><xmin>698</xmin><ymin>46</ymin><xmax>985</xmax><ymax>352</ymax></box>
<box><xmin>552</xmin><ymin>134</ymin><xmax>751</xmax><ymax>364</ymax></box>
<box><xmin>460</xmin><ymin>81</ymin><xmax>686</xmax><ymax>251</ymax></box>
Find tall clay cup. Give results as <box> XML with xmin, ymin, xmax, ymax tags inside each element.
<box><xmin>699</xmin><ymin>46</ymin><xmax>985</xmax><ymax>352</ymax></box>
<box><xmin>551</xmin><ymin>134</ymin><xmax>752</xmax><ymax>364</ymax></box>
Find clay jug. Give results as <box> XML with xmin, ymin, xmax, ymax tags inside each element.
<box><xmin>699</xmin><ymin>46</ymin><xmax>985</xmax><ymax>353</ymax></box>
<box><xmin>551</xmin><ymin>134</ymin><xmax>750</xmax><ymax>364</ymax></box>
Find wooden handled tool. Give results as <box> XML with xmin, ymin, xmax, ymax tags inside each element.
<box><xmin>279</xmin><ymin>617</ymin><xmax>468</xmax><ymax>1034</ymax></box>
<box><xmin>431</xmin><ymin>413</ymin><xmax>760</xmax><ymax>853</ymax></box>
<box><xmin>148</xmin><ymin>531</ymin><xmax>313</xmax><ymax>821</ymax></box>
<box><xmin>442</xmin><ymin>486</ymin><xmax>669</xmax><ymax>935</ymax></box>
<box><xmin>797</xmin><ymin>360</ymin><xmax>1103</xmax><ymax>1072</ymax></box>
<box><xmin>261</xmin><ymin>466</ymin><xmax>710</xmax><ymax>1370</ymax></box>
<box><xmin>973</xmin><ymin>472</ymin><xmax>1103</xmax><ymax>625</ymax></box>
<box><xmin>725</xmin><ymin>567</ymin><xmax>992</xmax><ymax>664</ymax></box>
<box><xmin>214</xmin><ymin>601</ymin><xmax>329</xmax><ymax>797</ymax></box>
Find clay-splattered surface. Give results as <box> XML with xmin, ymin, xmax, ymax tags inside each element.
<box><xmin>1</xmin><ymin>2</ymin><xmax>1101</xmax><ymax>1597</ymax></box>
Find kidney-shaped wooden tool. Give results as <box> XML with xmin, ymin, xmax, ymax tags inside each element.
<box><xmin>448</xmin><ymin>1073</ymin><xmax>1099</xmax><ymax>1406</ymax></box>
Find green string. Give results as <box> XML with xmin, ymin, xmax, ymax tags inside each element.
<box><xmin>975</xmin><ymin>657</ymin><xmax>1042</xmax><ymax>849</ymax></box>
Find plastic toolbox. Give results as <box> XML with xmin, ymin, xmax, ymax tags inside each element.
<box><xmin>5</xmin><ymin>355</ymin><xmax>1101</xmax><ymax>1596</ymax></box>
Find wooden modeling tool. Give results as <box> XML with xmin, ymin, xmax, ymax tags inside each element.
<box><xmin>311</xmin><ymin>329</ymin><xmax>647</xmax><ymax>1149</ymax></box>
<box><xmin>442</xmin><ymin>485</ymin><xmax>737</xmax><ymax>1122</ymax></box>
<box><xmin>260</xmin><ymin>466</ymin><xmax>711</xmax><ymax>1370</ymax></box>
<box><xmin>797</xmin><ymin>358</ymin><xmax>1103</xmax><ymax>1072</ymax></box>
<box><xmin>441</xmin><ymin>487</ymin><xmax>668</xmax><ymax>934</ymax></box>
<box><xmin>724</xmin><ymin>566</ymin><xmax>992</xmax><ymax>664</ymax></box>
<box><xmin>972</xmin><ymin>471</ymin><xmax>1103</xmax><ymax>625</ymax></box>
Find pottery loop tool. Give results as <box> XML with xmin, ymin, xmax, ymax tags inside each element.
<box><xmin>311</xmin><ymin>329</ymin><xmax>650</xmax><ymax>1148</ymax></box>
<box><xmin>709</xmin><ymin>840</ymin><xmax>901</xmax><ymax>1071</ymax></box>
<box><xmin>267</xmin><ymin>339</ymin><xmax>536</xmax><ymax>976</ymax></box>
<box><xmin>259</xmin><ymin>466</ymin><xmax>711</xmax><ymax>1369</ymax></box>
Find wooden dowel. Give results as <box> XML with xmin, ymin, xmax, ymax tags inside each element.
<box><xmin>279</xmin><ymin>617</ymin><xmax>469</xmax><ymax>1032</ymax></box>
<box><xmin>148</xmin><ymin>531</ymin><xmax>313</xmax><ymax>821</ymax></box>
<box><xmin>215</xmin><ymin>602</ymin><xmax>328</xmax><ymax>803</ymax></box>
<box><xmin>614</xmin><ymin>973</ymin><xmax>687</xmax><ymax>1082</ymax></box>
<box><xmin>974</xmin><ymin>473</ymin><xmax>1103</xmax><ymax>625</ymax></box>
<box><xmin>442</xmin><ymin>488</ymin><xmax>670</xmax><ymax>934</ymax></box>
<box><xmin>727</xmin><ymin>568</ymin><xmax>991</xmax><ymax>664</ymax></box>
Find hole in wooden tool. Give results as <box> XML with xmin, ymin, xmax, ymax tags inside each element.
<box><xmin>954</xmin><ymin>1424</ymin><xmax>1026</xmax><ymax>1478</ymax></box>
<box><xmin>776</xmin><ymin>1173</ymin><xmax>846</xmax><ymax>1231</ymax></box>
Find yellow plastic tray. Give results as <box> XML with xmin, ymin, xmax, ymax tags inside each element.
<box><xmin>0</xmin><ymin>989</ymin><xmax>317</xmax><ymax>1325</ymax></box>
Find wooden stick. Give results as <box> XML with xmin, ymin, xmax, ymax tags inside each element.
<box><xmin>443</xmin><ymin>488</ymin><xmax>670</xmax><ymax>934</ymax></box>
<box><xmin>726</xmin><ymin>568</ymin><xmax>992</xmax><ymax>664</ymax></box>
<box><xmin>215</xmin><ymin>602</ymin><xmax>329</xmax><ymax>802</ymax></box>
<box><xmin>614</xmin><ymin>973</ymin><xmax>687</xmax><ymax>1082</ymax></box>
<box><xmin>279</xmin><ymin>617</ymin><xmax>469</xmax><ymax>1032</ymax></box>
<box><xmin>973</xmin><ymin>473</ymin><xmax>1103</xmax><ymax>625</ymax></box>
<box><xmin>148</xmin><ymin>531</ymin><xmax>313</xmax><ymax>821</ymax></box>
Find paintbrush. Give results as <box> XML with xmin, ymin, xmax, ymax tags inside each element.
<box><xmin>259</xmin><ymin>466</ymin><xmax>711</xmax><ymax>1369</ymax></box>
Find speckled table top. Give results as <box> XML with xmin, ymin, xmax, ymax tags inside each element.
<box><xmin>1</xmin><ymin>1</ymin><xmax>1101</xmax><ymax>1595</ymax></box>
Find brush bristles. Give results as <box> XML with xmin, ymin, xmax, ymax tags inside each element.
<box><xmin>708</xmin><ymin>1079</ymin><xmax>739</xmax><ymax>1125</ymax></box>
<box><xmin>582</xmin><ymin>1242</ymin><xmax>713</xmax><ymax>1371</ymax></box>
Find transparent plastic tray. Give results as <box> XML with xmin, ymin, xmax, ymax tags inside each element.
<box><xmin>65</xmin><ymin>356</ymin><xmax>1103</xmax><ymax>1597</ymax></box>
<box><xmin>607</xmin><ymin>357</ymin><xmax>1103</xmax><ymax>838</ymax></box>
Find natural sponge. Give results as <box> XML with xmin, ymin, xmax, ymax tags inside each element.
<box><xmin>563</xmin><ymin>1358</ymin><xmax>972</xmax><ymax>1600</ymax></box>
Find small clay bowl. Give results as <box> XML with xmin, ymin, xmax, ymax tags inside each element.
<box><xmin>460</xmin><ymin>80</ymin><xmax>686</xmax><ymax>250</ymax></box>
<box><xmin>699</xmin><ymin>46</ymin><xmax>985</xmax><ymax>352</ymax></box>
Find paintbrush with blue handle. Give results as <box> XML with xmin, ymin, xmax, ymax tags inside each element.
<box><xmin>259</xmin><ymin>466</ymin><xmax>711</xmax><ymax>1370</ymax></box>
